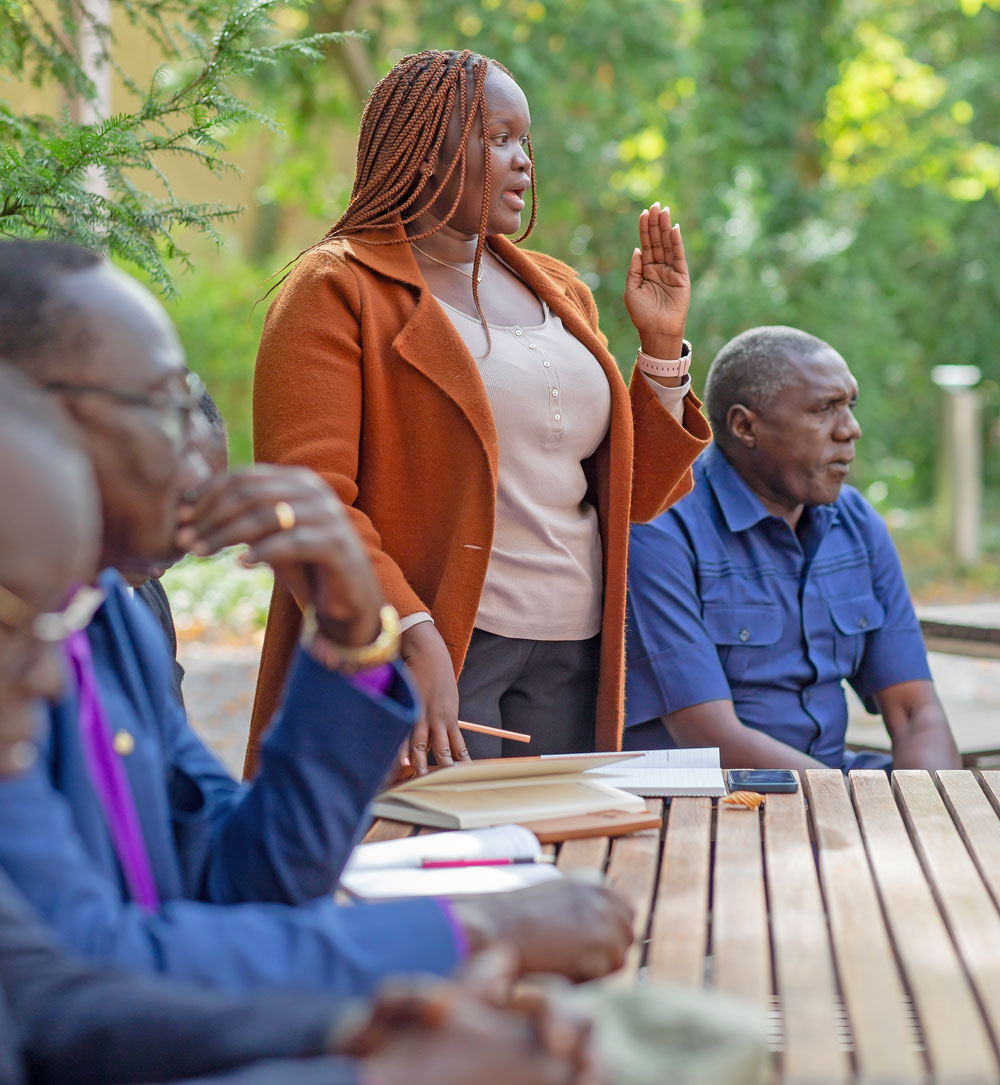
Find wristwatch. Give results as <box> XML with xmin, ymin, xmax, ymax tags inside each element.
<box><xmin>636</xmin><ymin>339</ymin><xmax>692</xmax><ymax>379</ymax></box>
<box><xmin>300</xmin><ymin>603</ymin><xmax>401</xmax><ymax>673</ymax></box>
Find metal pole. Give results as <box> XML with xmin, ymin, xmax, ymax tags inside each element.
<box><xmin>932</xmin><ymin>365</ymin><xmax>982</xmax><ymax>565</ymax></box>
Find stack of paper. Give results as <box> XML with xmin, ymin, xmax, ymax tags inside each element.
<box><xmin>341</xmin><ymin>824</ymin><xmax>562</xmax><ymax>899</ymax></box>
<box><xmin>583</xmin><ymin>747</ymin><xmax>726</xmax><ymax>797</ymax></box>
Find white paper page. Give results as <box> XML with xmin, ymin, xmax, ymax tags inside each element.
<box><xmin>341</xmin><ymin>861</ymin><xmax>561</xmax><ymax>899</ymax></box>
<box><xmin>586</xmin><ymin>747</ymin><xmax>725</xmax><ymax>796</ymax></box>
<box><xmin>345</xmin><ymin>824</ymin><xmax>541</xmax><ymax>873</ymax></box>
<box><xmin>403</xmin><ymin>778</ymin><xmax>644</xmax><ymax>823</ymax></box>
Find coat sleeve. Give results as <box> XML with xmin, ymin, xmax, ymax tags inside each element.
<box><xmin>0</xmin><ymin>761</ymin><xmax>461</xmax><ymax>996</ymax></box>
<box><xmin>254</xmin><ymin>250</ymin><xmax>426</xmax><ymax>619</ymax></box>
<box><xmin>566</xmin><ymin>278</ymin><xmax>712</xmax><ymax>523</ymax></box>
<box><xmin>0</xmin><ymin>870</ymin><xmax>362</xmax><ymax>1085</ymax></box>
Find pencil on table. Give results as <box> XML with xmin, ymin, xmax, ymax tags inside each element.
<box><xmin>457</xmin><ymin>720</ymin><xmax>532</xmax><ymax>743</ymax></box>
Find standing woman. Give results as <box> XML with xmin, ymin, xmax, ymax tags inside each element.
<box><xmin>245</xmin><ymin>49</ymin><xmax>711</xmax><ymax>778</ymax></box>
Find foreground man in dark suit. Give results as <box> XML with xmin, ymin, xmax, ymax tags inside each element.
<box><xmin>0</xmin><ymin>238</ymin><xmax>632</xmax><ymax>996</ymax></box>
<box><xmin>0</xmin><ymin>365</ymin><xmax>602</xmax><ymax>1085</ymax></box>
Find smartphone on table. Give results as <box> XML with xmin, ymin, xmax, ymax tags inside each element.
<box><xmin>726</xmin><ymin>768</ymin><xmax>799</xmax><ymax>794</ymax></box>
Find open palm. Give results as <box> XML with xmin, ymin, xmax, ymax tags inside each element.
<box><xmin>624</xmin><ymin>202</ymin><xmax>690</xmax><ymax>356</ymax></box>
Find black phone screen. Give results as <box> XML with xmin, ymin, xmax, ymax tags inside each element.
<box><xmin>726</xmin><ymin>769</ymin><xmax>799</xmax><ymax>793</ymax></box>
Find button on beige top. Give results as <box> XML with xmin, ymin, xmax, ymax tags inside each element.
<box><xmin>436</xmin><ymin>297</ymin><xmax>611</xmax><ymax>639</ymax></box>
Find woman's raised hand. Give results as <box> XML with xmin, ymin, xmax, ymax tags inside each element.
<box><xmin>623</xmin><ymin>201</ymin><xmax>690</xmax><ymax>361</ymax></box>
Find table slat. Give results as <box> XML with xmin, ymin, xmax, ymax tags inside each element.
<box><xmin>937</xmin><ymin>770</ymin><xmax>1000</xmax><ymax>913</ymax></box>
<box><xmin>851</xmin><ymin>771</ymin><xmax>997</xmax><ymax>1080</ymax></box>
<box><xmin>805</xmin><ymin>771</ymin><xmax>923</xmax><ymax>1082</ymax></box>
<box><xmin>646</xmin><ymin>797</ymin><xmax>712</xmax><ymax>988</ymax></box>
<box><xmin>604</xmin><ymin>799</ymin><xmax>663</xmax><ymax>983</ymax></box>
<box><xmin>361</xmin><ymin>817</ymin><xmax>417</xmax><ymax>843</ymax></box>
<box><xmin>764</xmin><ymin>780</ymin><xmax>850</xmax><ymax>1083</ymax></box>
<box><xmin>893</xmin><ymin>770</ymin><xmax>1000</xmax><ymax>1051</ymax></box>
<box><xmin>555</xmin><ymin>835</ymin><xmax>609</xmax><ymax>875</ymax></box>
<box><xmin>711</xmin><ymin>796</ymin><xmax>771</xmax><ymax>1008</ymax></box>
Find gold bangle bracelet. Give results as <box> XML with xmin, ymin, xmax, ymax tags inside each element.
<box><xmin>300</xmin><ymin>604</ymin><xmax>401</xmax><ymax>674</ymax></box>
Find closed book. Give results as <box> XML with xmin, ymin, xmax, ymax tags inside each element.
<box><xmin>370</xmin><ymin>752</ymin><xmax>646</xmax><ymax>830</ymax></box>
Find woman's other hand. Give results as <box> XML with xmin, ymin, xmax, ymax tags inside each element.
<box><xmin>624</xmin><ymin>201</ymin><xmax>690</xmax><ymax>361</ymax></box>
<box><xmin>400</xmin><ymin>621</ymin><xmax>470</xmax><ymax>775</ymax></box>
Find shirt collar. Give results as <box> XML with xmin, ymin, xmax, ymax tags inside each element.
<box><xmin>702</xmin><ymin>443</ymin><xmax>840</xmax><ymax>537</ymax></box>
<box><xmin>702</xmin><ymin>443</ymin><xmax>776</xmax><ymax>533</ymax></box>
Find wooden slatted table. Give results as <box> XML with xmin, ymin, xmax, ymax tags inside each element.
<box><xmin>365</xmin><ymin>769</ymin><xmax>1000</xmax><ymax>1082</ymax></box>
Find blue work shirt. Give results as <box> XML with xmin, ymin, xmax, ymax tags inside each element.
<box><xmin>625</xmin><ymin>443</ymin><xmax>930</xmax><ymax>768</ymax></box>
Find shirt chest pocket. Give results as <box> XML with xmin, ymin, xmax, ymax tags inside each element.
<box><xmin>702</xmin><ymin>603</ymin><xmax>782</xmax><ymax>683</ymax></box>
<box><xmin>826</xmin><ymin>593</ymin><xmax>886</xmax><ymax>675</ymax></box>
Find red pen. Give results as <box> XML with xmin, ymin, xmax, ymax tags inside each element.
<box><xmin>420</xmin><ymin>857</ymin><xmax>551</xmax><ymax>869</ymax></box>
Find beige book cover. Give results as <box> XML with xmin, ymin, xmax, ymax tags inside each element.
<box><xmin>370</xmin><ymin>752</ymin><xmax>646</xmax><ymax>829</ymax></box>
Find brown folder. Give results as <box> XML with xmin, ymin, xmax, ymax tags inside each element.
<box><xmin>521</xmin><ymin>807</ymin><xmax>662</xmax><ymax>843</ymax></box>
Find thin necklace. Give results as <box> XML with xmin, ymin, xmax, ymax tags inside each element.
<box><xmin>410</xmin><ymin>242</ymin><xmax>483</xmax><ymax>284</ymax></box>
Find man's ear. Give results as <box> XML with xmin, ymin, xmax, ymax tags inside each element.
<box><xmin>727</xmin><ymin>404</ymin><xmax>756</xmax><ymax>449</ymax></box>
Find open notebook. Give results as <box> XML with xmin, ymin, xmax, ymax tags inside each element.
<box><xmin>341</xmin><ymin>825</ymin><xmax>562</xmax><ymax>899</ymax></box>
<box><xmin>581</xmin><ymin>747</ymin><xmax>727</xmax><ymax>797</ymax></box>
<box><xmin>370</xmin><ymin>752</ymin><xmax>646</xmax><ymax>829</ymax></box>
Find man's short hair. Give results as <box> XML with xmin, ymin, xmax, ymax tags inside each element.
<box><xmin>704</xmin><ymin>325</ymin><xmax>833</xmax><ymax>439</ymax></box>
<box><xmin>0</xmin><ymin>240</ymin><xmax>102</xmax><ymax>378</ymax></box>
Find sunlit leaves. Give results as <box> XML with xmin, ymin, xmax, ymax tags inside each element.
<box><xmin>0</xmin><ymin>0</ymin><xmax>344</xmax><ymax>294</ymax></box>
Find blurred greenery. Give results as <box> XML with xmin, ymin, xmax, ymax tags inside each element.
<box><xmin>171</xmin><ymin>0</ymin><xmax>1000</xmax><ymax>521</ymax></box>
<box><xmin>161</xmin><ymin>548</ymin><xmax>274</xmax><ymax>639</ymax></box>
<box><xmin>9</xmin><ymin>0</ymin><xmax>1000</xmax><ymax>558</ymax></box>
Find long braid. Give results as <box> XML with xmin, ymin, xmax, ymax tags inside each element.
<box><xmin>265</xmin><ymin>49</ymin><xmax>536</xmax><ymax>341</ymax></box>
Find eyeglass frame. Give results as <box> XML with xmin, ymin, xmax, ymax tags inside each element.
<box><xmin>0</xmin><ymin>581</ymin><xmax>107</xmax><ymax>644</ymax></box>
<box><xmin>43</xmin><ymin>371</ymin><xmax>208</xmax><ymax>452</ymax></box>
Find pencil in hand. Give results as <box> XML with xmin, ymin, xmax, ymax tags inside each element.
<box><xmin>457</xmin><ymin>720</ymin><xmax>532</xmax><ymax>744</ymax></box>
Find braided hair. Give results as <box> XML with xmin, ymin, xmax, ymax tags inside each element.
<box><xmin>304</xmin><ymin>50</ymin><xmax>537</xmax><ymax>333</ymax></box>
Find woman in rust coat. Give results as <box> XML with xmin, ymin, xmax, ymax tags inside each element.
<box><xmin>245</xmin><ymin>49</ymin><xmax>711</xmax><ymax>778</ymax></box>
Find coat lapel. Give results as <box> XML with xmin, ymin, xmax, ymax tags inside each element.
<box><xmin>344</xmin><ymin>227</ymin><xmax>499</xmax><ymax>483</ymax></box>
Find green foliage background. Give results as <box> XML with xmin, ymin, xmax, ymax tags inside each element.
<box><xmin>6</xmin><ymin>0</ymin><xmax>1000</xmax><ymax>526</ymax></box>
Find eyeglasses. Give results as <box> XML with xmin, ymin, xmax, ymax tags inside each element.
<box><xmin>0</xmin><ymin>582</ymin><xmax>106</xmax><ymax>643</ymax></box>
<box><xmin>44</xmin><ymin>371</ymin><xmax>207</xmax><ymax>452</ymax></box>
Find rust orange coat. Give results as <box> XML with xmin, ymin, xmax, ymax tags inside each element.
<box><xmin>245</xmin><ymin>225</ymin><xmax>711</xmax><ymax>775</ymax></box>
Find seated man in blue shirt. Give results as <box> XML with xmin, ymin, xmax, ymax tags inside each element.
<box><xmin>0</xmin><ymin>239</ymin><xmax>633</xmax><ymax>997</ymax></box>
<box><xmin>624</xmin><ymin>325</ymin><xmax>960</xmax><ymax>771</ymax></box>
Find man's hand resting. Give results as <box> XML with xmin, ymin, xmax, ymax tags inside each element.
<box><xmin>450</xmin><ymin>879</ymin><xmax>634</xmax><ymax>982</ymax></box>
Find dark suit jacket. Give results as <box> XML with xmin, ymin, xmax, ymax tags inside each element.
<box><xmin>0</xmin><ymin>571</ymin><xmax>461</xmax><ymax>995</ymax></box>
<box><xmin>133</xmin><ymin>578</ymin><xmax>185</xmax><ymax>703</ymax></box>
<box><xmin>0</xmin><ymin>868</ymin><xmax>360</xmax><ymax>1085</ymax></box>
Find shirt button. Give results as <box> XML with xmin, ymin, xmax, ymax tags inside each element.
<box><xmin>551</xmin><ymin>389</ymin><xmax>559</xmax><ymax>397</ymax></box>
<box><xmin>858</xmin><ymin>615</ymin><xmax>869</xmax><ymax>629</ymax></box>
<box><xmin>514</xmin><ymin>329</ymin><xmax>523</xmax><ymax>336</ymax></box>
<box><xmin>543</xmin><ymin>361</ymin><xmax>551</xmax><ymax>367</ymax></box>
<box><xmin>554</xmin><ymin>413</ymin><xmax>561</xmax><ymax>421</ymax></box>
<box><xmin>113</xmin><ymin>730</ymin><xmax>135</xmax><ymax>756</ymax></box>
<box><xmin>529</xmin><ymin>343</ymin><xmax>537</xmax><ymax>349</ymax></box>
<box><xmin>738</xmin><ymin>628</ymin><xmax>750</xmax><ymax>642</ymax></box>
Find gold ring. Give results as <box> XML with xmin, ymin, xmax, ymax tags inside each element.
<box><xmin>274</xmin><ymin>501</ymin><xmax>296</xmax><ymax>532</ymax></box>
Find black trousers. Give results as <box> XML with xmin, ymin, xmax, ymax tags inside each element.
<box><xmin>456</xmin><ymin>629</ymin><xmax>600</xmax><ymax>758</ymax></box>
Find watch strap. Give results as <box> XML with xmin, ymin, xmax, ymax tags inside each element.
<box><xmin>636</xmin><ymin>339</ymin><xmax>692</xmax><ymax>379</ymax></box>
